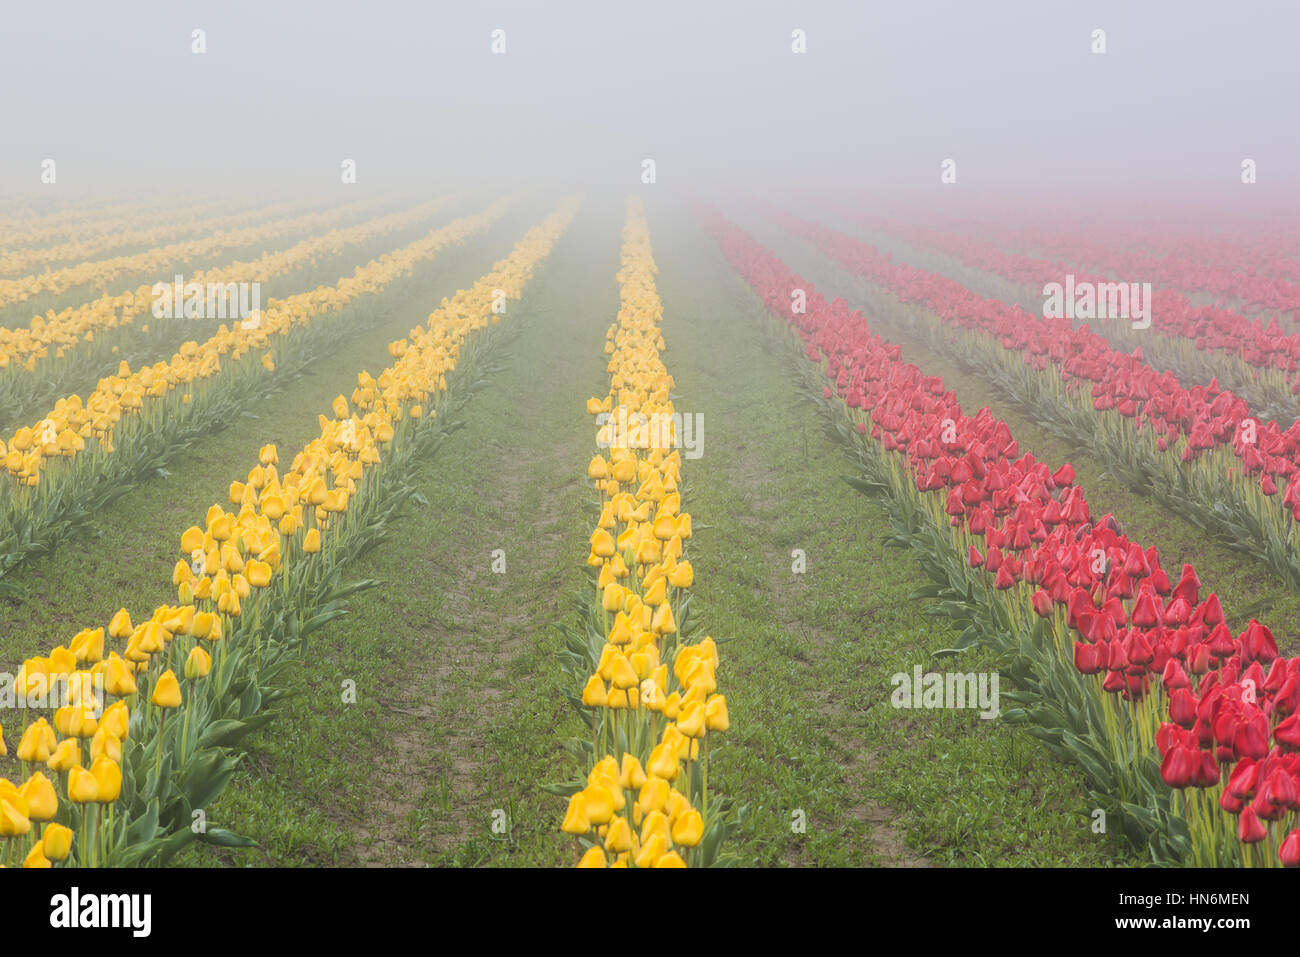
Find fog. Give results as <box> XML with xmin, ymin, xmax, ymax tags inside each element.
<box><xmin>1</xmin><ymin>0</ymin><xmax>1297</xmax><ymax>214</ymax></box>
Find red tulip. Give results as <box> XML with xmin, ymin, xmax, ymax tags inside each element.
<box><xmin>1237</xmin><ymin>807</ymin><xmax>1267</xmax><ymax>843</ymax></box>
<box><xmin>1279</xmin><ymin>830</ymin><xmax>1300</xmax><ymax>867</ymax></box>
<box><xmin>1169</xmin><ymin>688</ymin><xmax>1197</xmax><ymax>728</ymax></box>
<box><xmin>1031</xmin><ymin>589</ymin><xmax>1053</xmax><ymax>618</ymax></box>
<box><xmin>1226</xmin><ymin>757</ymin><xmax>1260</xmax><ymax>800</ymax></box>
<box><xmin>1276</xmin><ymin>713</ymin><xmax>1300</xmax><ymax>751</ymax></box>
<box><xmin>1160</xmin><ymin>747</ymin><xmax>1195</xmax><ymax>788</ymax></box>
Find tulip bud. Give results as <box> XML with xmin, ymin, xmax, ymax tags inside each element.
<box><xmin>185</xmin><ymin>646</ymin><xmax>212</xmax><ymax>681</ymax></box>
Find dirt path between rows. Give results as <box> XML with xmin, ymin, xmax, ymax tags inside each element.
<box><xmin>347</xmin><ymin>206</ymin><xmax>620</xmax><ymax>865</ymax></box>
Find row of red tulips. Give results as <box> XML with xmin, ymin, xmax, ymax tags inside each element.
<box><xmin>941</xmin><ymin>212</ymin><xmax>1300</xmax><ymax>315</ymax></box>
<box><xmin>699</xmin><ymin>201</ymin><xmax>1300</xmax><ymax>867</ymax></box>
<box><xmin>839</xmin><ymin>208</ymin><xmax>1300</xmax><ymax>384</ymax></box>
<box><xmin>836</xmin><ymin>207</ymin><xmax>1300</xmax><ymax>428</ymax></box>
<box><xmin>762</xmin><ymin>204</ymin><xmax>1300</xmax><ymax>590</ymax></box>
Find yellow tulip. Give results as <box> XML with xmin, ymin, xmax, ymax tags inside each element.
<box><xmin>663</xmin><ymin>691</ymin><xmax>682</xmax><ymax>720</ymax></box>
<box><xmin>671</xmin><ymin>808</ymin><xmax>704</xmax><ymax>847</ymax></box>
<box><xmin>634</xmin><ymin>832</ymin><xmax>667</xmax><ymax>869</ymax></box>
<box><xmin>54</xmin><ymin>704</ymin><xmax>97</xmax><ymax>739</ymax></box>
<box><xmin>151</xmin><ymin>670</ymin><xmax>182</xmax><ymax>709</ymax></box>
<box><xmin>245</xmin><ymin>559</ymin><xmax>272</xmax><ymax>587</ymax></box>
<box><xmin>604</xmin><ymin>815</ymin><xmax>634</xmax><ymax>854</ymax></box>
<box><xmin>639</xmin><ymin>779</ymin><xmax>670</xmax><ymax>818</ymax></box>
<box><xmin>42</xmin><ymin>822</ymin><xmax>74</xmax><ymax>861</ymax></box>
<box><xmin>103</xmin><ymin>655</ymin><xmax>137</xmax><ymax>697</ymax></box>
<box><xmin>179</xmin><ymin>526</ymin><xmax>205</xmax><ymax>555</ymax></box>
<box><xmin>20</xmin><ymin>772</ymin><xmax>58</xmax><ymax>821</ymax></box>
<box><xmin>67</xmin><ymin>765</ymin><xmax>100</xmax><ymax>804</ymax></box>
<box><xmin>581</xmin><ymin>675</ymin><xmax>607</xmax><ymax>708</ymax></box>
<box><xmin>303</xmin><ymin>528</ymin><xmax>322</xmax><ymax>553</ymax></box>
<box><xmin>582</xmin><ymin>785</ymin><xmax>615</xmax><ymax>826</ymax></box>
<box><xmin>684</xmin><ymin>659</ymin><xmax>717</xmax><ymax>696</ymax></box>
<box><xmin>667</xmin><ymin>560</ymin><xmax>693</xmax><ymax>589</ymax></box>
<box><xmin>705</xmin><ymin>694</ymin><xmax>729</xmax><ymax>732</ymax></box>
<box><xmin>619</xmin><ymin>754</ymin><xmax>647</xmax><ymax>791</ymax></box>
<box><xmin>209</xmin><ymin>513</ymin><xmax>234</xmax><ymax>541</ymax></box>
<box><xmin>0</xmin><ymin>798</ymin><xmax>31</xmax><ymax>837</ymax></box>
<box><xmin>90</xmin><ymin>756</ymin><xmax>122</xmax><ymax>803</ymax></box>
<box><xmin>591</xmin><ymin>528</ymin><xmax>615</xmax><ymax>558</ymax></box>
<box><xmin>601</xmin><ymin>582</ymin><xmax>623</xmax><ymax>612</ymax></box>
<box><xmin>610</xmin><ymin>652</ymin><xmax>641</xmax><ymax>691</ymax></box>
<box><xmin>17</xmin><ymin>719</ymin><xmax>53</xmax><ymax>763</ymax></box>
<box><xmin>47</xmin><ymin>739</ymin><xmax>80</xmax><ymax>773</ymax></box>
<box><xmin>560</xmin><ymin>792</ymin><xmax>590</xmax><ymax>835</ymax></box>
<box><xmin>100</xmin><ymin>701</ymin><xmax>130</xmax><ymax>740</ymax></box>
<box><xmin>70</xmin><ymin>627</ymin><xmax>105</xmax><ymax>664</ymax></box>
<box><xmin>90</xmin><ymin>725</ymin><xmax>122</xmax><ymax>763</ymax></box>
<box><xmin>190</xmin><ymin>612</ymin><xmax>217</xmax><ymax>640</ymax></box>
<box><xmin>23</xmin><ymin>843</ymin><xmax>52</xmax><ymax>868</ymax></box>
<box><xmin>577</xmin><ymin>845</ymin><xmax>607</xmax><ymax>868</ymax></box>
<box><xmin>646</xmin><ymin>743</ymin><xmax>679</xmax><ymax>781</ymax></box>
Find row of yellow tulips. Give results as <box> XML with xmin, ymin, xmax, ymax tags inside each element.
<box><xmin>0</xmin><ymin>193</ymin><xmax>394</xmax><ymax>315</ymax></box>
<box><xmin>560</xmin><ymin>197</ymin><xmax>729</xmax><ymax>868</ymax></box>
<box><xmin>0</xmin><ymin>194</ymin><xmax>334</xmax><ymax>277</ymax></box>
<box><xmin>0</xmin><ymin>194</ymin><xmax>453</xmax><ymax>377</ymax></box>
<box><xmin>0</xmin><ymin>197</ymin><xmax>509</xmax><ymax>489</ymax></box>
<box><xmin>0</xmin><ymin>195</ymin><xmax>272</xmax><ymax>258</ymax></box>
<box><xmin>0</xmin><ymin>198</ymin><xmax>581</xmax><ymax>866</ymax></box>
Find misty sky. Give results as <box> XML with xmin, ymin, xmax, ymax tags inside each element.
<box><xmin>2</xmin><ymin>0</ymin><xmax>1297</xmax><ymax>205</ymax></box>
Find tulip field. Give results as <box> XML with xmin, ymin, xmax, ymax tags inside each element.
<box><xmin>2</xmin><ymin>188</ymin><xmax>1300</xmax><ymax>876</ymax></box>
